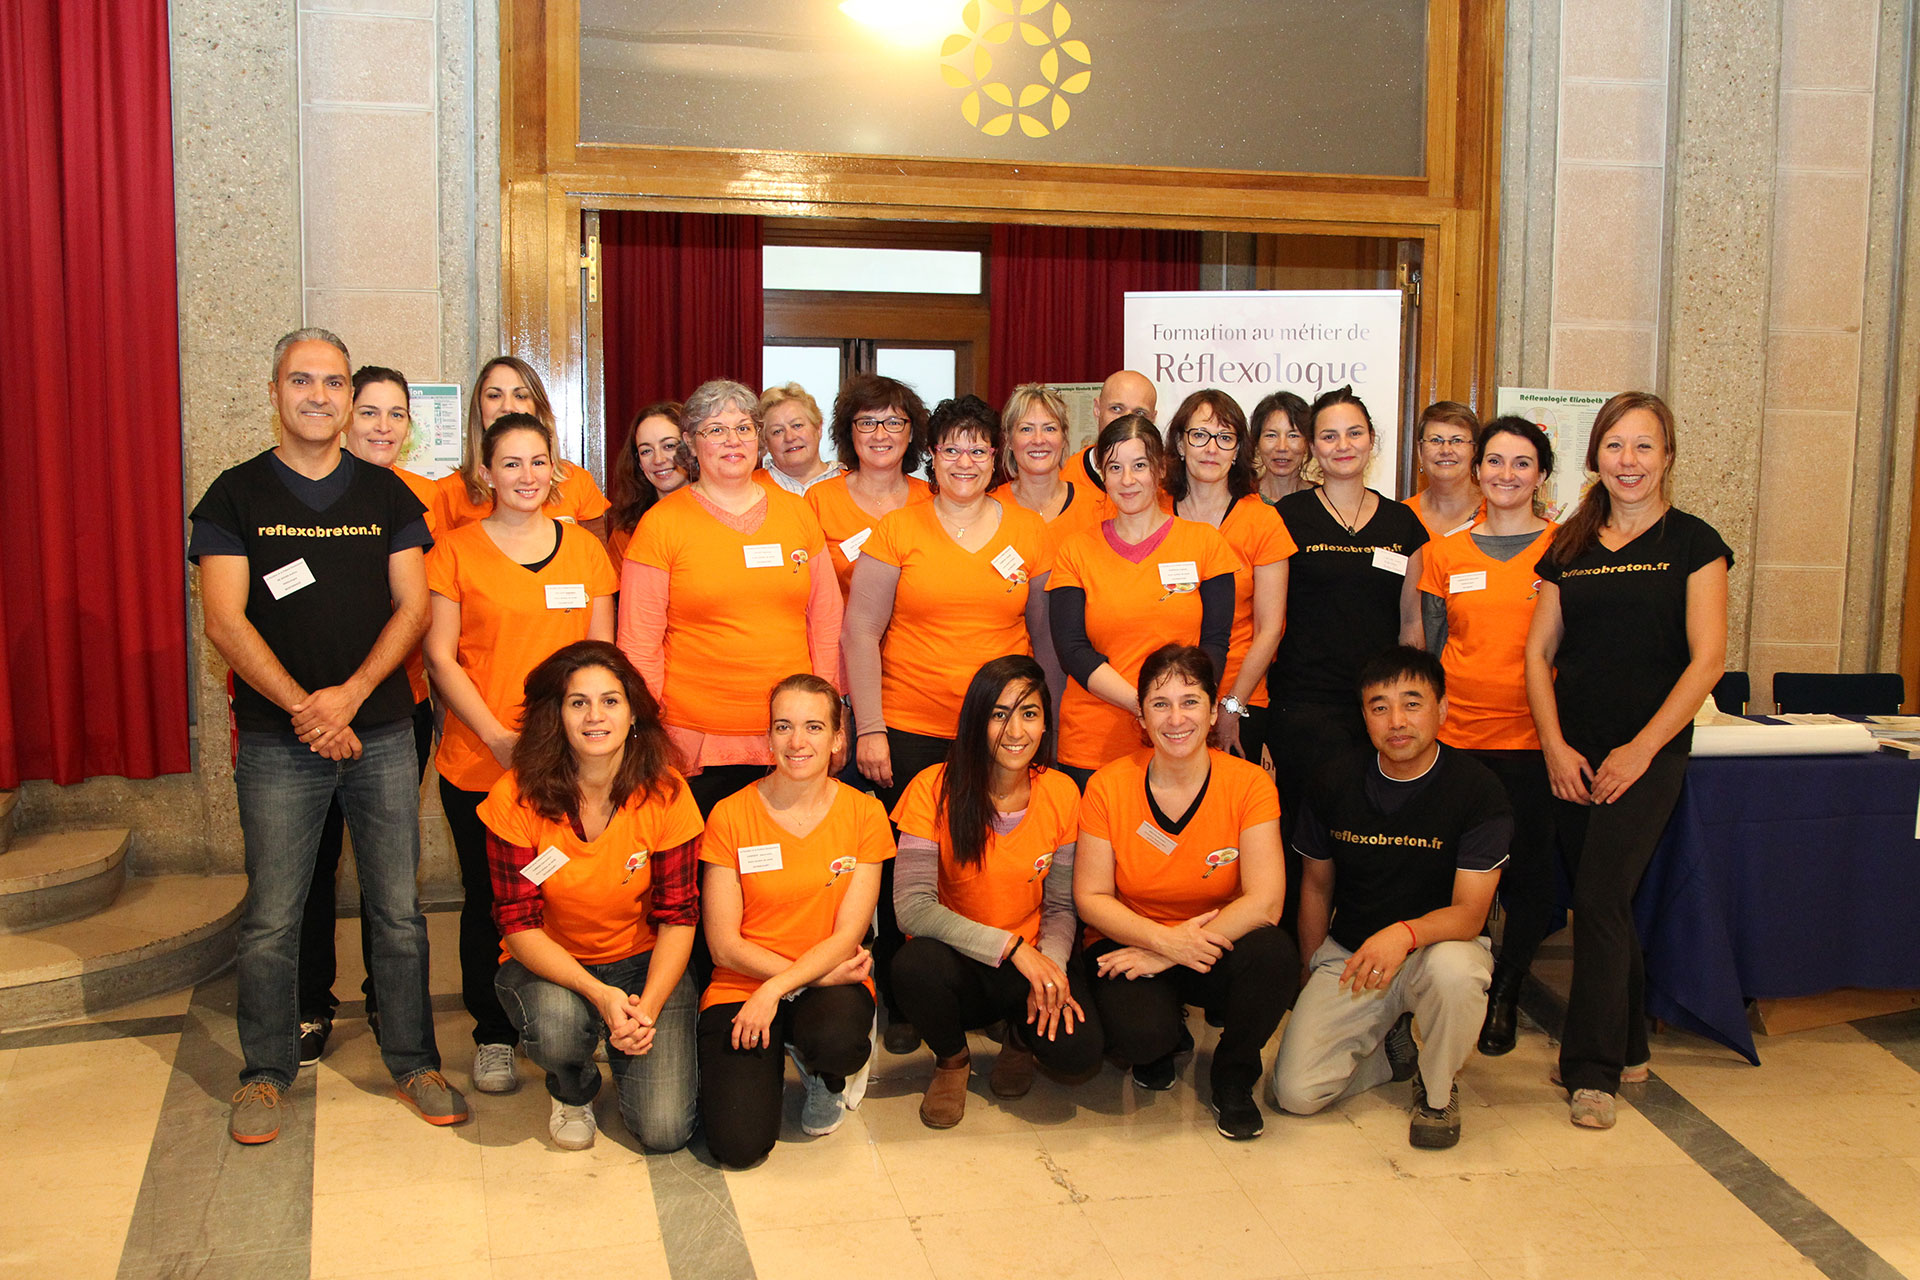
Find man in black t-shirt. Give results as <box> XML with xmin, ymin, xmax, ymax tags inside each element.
<box><xmin>1269</xmin><ymin>647</ymin><xmax>1510</xmax><ymax>1149</ymax></box>
<box><xmin>188</xmin><ymin>329</ymin><xmax>465</xmax><ymax>1144</ymax></box>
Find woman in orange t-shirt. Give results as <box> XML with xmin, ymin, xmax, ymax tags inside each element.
<box><xmin>1001</xmin><ymin>383</ymin><xmax>1092</xmax><ymax>530</ymax></box>
<box><xmin>434</xmin><ymin>356</ymin><xmax>611</xmax><ymax>541</ymax></box>
<box><xmin>804</xmin><ymin>373</ymin><xmax>932</xmax><ymax>597</ymax></box>
<box><xmin>698</xmin><ymin>675</ymin><xmax>892</xmax><ymax>1168</ymax></box>
<box><xmin>1047</xmin><ymin>416</ymin><xmax>1238</xmax><ymax>785</ymax></box>
<box><xmin>890</xmin><ymin>656</ymin><xmax>1099</xmax><ymax>1129</ymax></box>
<box><xmin>1075</xmin><ymin>645</ymin><xmax>1297</xmax><ymax>1141</ymax></box>
<box><xmin>1167</xmin><ymin>390</ymin><xmax>1295</xmax><ymax>763</ymax></box>
<box><xmin>481</xmin><ymin>641</ymin><xmax>702</xmax><ymax>1152</ymax></box>
<box><xmin>1405</xmin><ymin>401</ymin><xmax>1483</xmax><ymax>540</ymax></box>
<box><xmin>425</xmin><ymin>413</ymin><xmax>618</xmax><ymax>1091</ymax></box>
<box><xmin>606</xmin><ymin>401</ymin><xmax>687</xmax><ymax>566</ymax></box>
<box><xmin>617</xmin><ymin>380</ymin><xmax>842</xmax><ymax>817</ymax></box>
<box><xmin>1417</xmin><ymin>417</ymin><xmax>1559</xmax><ymax>1057</ymax></box>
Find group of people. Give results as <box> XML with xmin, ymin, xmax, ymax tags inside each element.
<box><xmin>188</xmin><ymin>327</ymin><xmax>1730</xmax><ymax>1162</ymax></box>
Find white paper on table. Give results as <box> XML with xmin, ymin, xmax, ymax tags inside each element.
<box><xmin>1691</xmin><ymin>723</ymin><xmax>1878</xmax><ymax>756</ymax></box>
<box><xmin>1773</xmin><ymin>713</ymin><xmax>1853</xmax><ymax>726</ymax></box>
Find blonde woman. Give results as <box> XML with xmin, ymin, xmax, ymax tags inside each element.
<box><xmin>435</xmin><ymin>356</ymin><xmax>610</xmax><ymax>541</ymax></box>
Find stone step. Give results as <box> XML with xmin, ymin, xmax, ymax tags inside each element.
<box><xmin>0</xmin><ymin>790</ymin><xmax>16</xmax><ymax>854</ymax></box>
<box><xmin>0</xmin><ymin>874</ymin><xmax>246</xmax><ymax>1028</ymax></box>
<box><xmin>0</xmin><ymin>828</ymin><xmax>130</xmax><ymax>933</ymax></box>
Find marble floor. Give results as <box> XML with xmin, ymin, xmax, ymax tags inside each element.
<box><xmin>2</xmin><ymin>912</ymin><xmax>1917</xmax><ymax>1280</ymax></box>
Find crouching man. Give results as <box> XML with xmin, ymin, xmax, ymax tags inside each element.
<box><xmin>1270</xmin><ymin>646</ymin><xmax>1510</xmax><ymax>1149</ymax></box>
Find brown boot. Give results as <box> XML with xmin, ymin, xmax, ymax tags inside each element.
<box><xmin>989</xmin><ymin>1041</ymin><xmax>1036</xmax><ymax>1099</ymax></box>
<box><xmin>920</xmin><ymin>1053</ymin><xmax>971</xmax><ymax>1129</ymax></box>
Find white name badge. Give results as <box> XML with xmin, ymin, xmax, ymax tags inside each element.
<box><xmin>263</xmin><ymin>558</ymin><xmax>316</xmax><ymax>600</ymax></box>
<box><xmin>1372</xmin><ymin>548</ymin><xmax>1409</xmax><ymax>576</ymax></box>
<box><xmin>1444</xmin><ymin>520</ymin><xmax>1475</xmax><ymax>537</ymax></box>
<box><xmin>1448</xmin><ymin>571</ymin><xmax>1488</xmax><ymax>594</ymax></box>
<box><xmin>841</xmin><ymin>527</ymin><xmax>874</xmax><ymax>561</ymax></box>
<box><xmin>544</xmin><ymin>583</ymin><xmax>589</xmax><ymax>610</ymax></box>
<box><xmin>991</xmin><ymin>545</ymin><xmax>1027</xmax><ymax>579</ymax></box>
<box><xmin>1135</xmin><ymin>821</ymin><xmax>1178</xmax><ymax>856</ymax></box>
<box><xmin>743</xmin><ymin>543</ymin><xmax>784</xmax><ymax>569</ymax></box>
<box><xmin>1158</xmin><ymin>560</ymin><xmax>1200</xmax><ymax>589</ymax></box>
<box><xmin>521</xmin><ymin>846</ymin><xmax>569</xmax><ymax>886</ymax></box>
<box><xmin>738</xmin><ymin>843</ymin><xmax>784</xmax><ymax>874</ymax></box>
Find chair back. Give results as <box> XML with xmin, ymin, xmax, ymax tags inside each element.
<box><xmin>1771</xmin><ymin>671</ymin><xmax>1904</xmax><ymax>715</ymax></box>
<box><xmin>1711</xmin><ymin>671</ymin><xmax>1750</xmax><ymax>715</ymax></box>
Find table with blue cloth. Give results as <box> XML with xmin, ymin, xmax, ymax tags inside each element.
<box><xmin>1635</xmin><ymin>748</ymin><xmax>1920</xmax><ymax>1063</ymax></box>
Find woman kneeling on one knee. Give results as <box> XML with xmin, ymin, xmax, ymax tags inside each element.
<box><xmin>697</xmin><ymin>674</ymin><xmax>893</xmax><ymax>1168</ymax></box>
<box><xmin>891</xmin><ymin>655</ymin><xmax>1103</xmax><ymax>1129</ymax></box>
<box><xmin>482</xmin><ymin>641</ymin><xmax>702</xmax><ymax>1153</ymax></box>
<box><xmin>1074</xmin><ymin>643</ymin><xmax>1298</xmax><ymax>1141</ymax></box>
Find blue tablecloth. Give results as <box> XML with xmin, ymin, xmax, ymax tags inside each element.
<box><xmin>1635</xmin><ymin>750</ymin><xmax>1920</xmax><ymax>1063</ymax></box>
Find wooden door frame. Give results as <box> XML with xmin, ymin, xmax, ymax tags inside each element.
<box><xmin>501</xmin><ymin>0</ymin><xmax>1504</xmax><ymax>436</ymax></box>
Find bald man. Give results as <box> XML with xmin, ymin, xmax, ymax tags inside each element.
<box><xmin>1072</xmin><ymin>370</ymin><xmax>1160</xmax><ymax>488</ymax></box>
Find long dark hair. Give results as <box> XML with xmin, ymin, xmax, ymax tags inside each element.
<box><xmin>607</xmin><ymin>400</ymin><xmax>684</xmax><ymax>536</ymax></box>
<box><xmin>940</xmin><ymin>656</ymin><xmax>1054</xmax><ymax>869</ymax></box>
<box><xmin>1543</xmin><ymin>390</ymin><xmax>1676</xmax><ymax>566</ymax></box>
<box><xmin>511</xmin><ymin>641</ymin><xmax>680</xmax><ymax>822</ymax></box>
<box><xmin>1166</xmin><ymin>389</ymin><xmax>1255</xmax><ymax>502</ymax></box>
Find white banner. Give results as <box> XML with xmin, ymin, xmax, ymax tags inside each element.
<box><xmin>1124</xmin><ymin>289</ymin><xmax>1405</xmax><ymax>492</ymax></box>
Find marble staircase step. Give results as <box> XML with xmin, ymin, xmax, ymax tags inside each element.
<box><xmin>0</xmin><ymin>828</ymin><xmax>129</xmax><ymax>933</ymax></box>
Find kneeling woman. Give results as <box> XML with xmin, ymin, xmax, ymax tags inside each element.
<box><xmin>698</xmin><ymin>675</ymin><xmax>894</xmax><ymax>1167</ymax></box>
<box><xmin>1075</xmin><ymin>645</ymin><xmax>1298</xmax><ymax>1140</ymax></box>
<box><xmin>481</xmin><ymin>642</ymin><xmax>702</xmax><ymax>1152</ymax></box>
<box><xmin>891</xmin><ymin>656</ymin><xmax>1101</xmax><ymax>1129</ymax></box>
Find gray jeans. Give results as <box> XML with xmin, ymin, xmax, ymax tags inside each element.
<box><xmin>1270</xmin><ymin>936</ymin><xmax>1493</xmax><ymax>1114</ymax></box>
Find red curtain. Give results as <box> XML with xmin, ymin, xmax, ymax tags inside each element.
<box><xmin>599</xmin><ymin>212</ymin><xmax>763</xmax><ymax>463</ymax></box>
<box><xmin>0</xmin><ymin>0</ymin><xmax>189</xmax><ymax>786</ymax></box>
<box><xmin>987</xmin><ymin>224</ymin><xmax>1202</xmax><ymax>407</ymax></box>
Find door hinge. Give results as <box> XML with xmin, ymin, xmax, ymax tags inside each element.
<box><xmin>580</xmin><ymin>234</ymin><xmax>600</xmax><ymax>305</ymax></box>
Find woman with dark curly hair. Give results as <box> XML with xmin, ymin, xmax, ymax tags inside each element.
<box><xmin>805</xmin><ymin>373</ymin><xmax>932</xmax><ymax>598</ymax></box>
<box><xmin>606</xmin><ymin>401</ymin><xmax>687</xmax><ymax>564</ymax></box>
<box><xmin>480</xmin><ymin>640</ymin><xmax>702</xmax><ymax>1153</ymax></box>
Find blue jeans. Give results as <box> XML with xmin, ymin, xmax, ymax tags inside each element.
<box><xmin>495</xmin><ymin>953</ymin><xmax>698</xmax><ymax>1152</ymax></box>
<box><xmin>234</xmin><ymin>722</ymin><xmax>438</xmax><ymax>1089</ymax></box>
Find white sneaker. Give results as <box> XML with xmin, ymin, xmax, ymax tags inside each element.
<box><xmin>549</xmin><ymin>1097</ymin><xmax>598</xmax><ymax>1150</ymax></box>
<box><xmin>842</xmin><ymin>1016</ymin><xmax>879</xmax><ymax>1112</ymax></box>
<box><xmin>472</xmin><ymin>1042</ymin><xmax>519</xmax><ymax>1094</ymax></box>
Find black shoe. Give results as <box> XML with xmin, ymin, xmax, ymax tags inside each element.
<box><xmin>1385</xmin><ymin>1012</ymin><xmax>1419</xmax><ymax>1082</ymax></box>
<box><xmin>298</xmin><ymin>1016</ymin><xmax>332</xmax><ymax>1067</ymax></box>
<box><xmin>1174</xmin><ymin>1024</ymin><xmax>1195</xmax><ymax>1056</ymax></box>
<box><xmin>883</xmin><ymin>1019</ymin><xmax>921</xmax><ymax>1055</ymax></box>
<box><xmin>1211</xmin><ymin>1085</ymin><xmax>1264</xmax><ymax>1140</ymax></box>
<box><xmin>1131</xmin><ymin>1051</ymin><xmax>1178</xmax><ymax>1091</ymax></box>
<box><xmin>1478</xmin><ymin>963</ymin><xmax>1523</xmax><ymax>1057</ymax></box>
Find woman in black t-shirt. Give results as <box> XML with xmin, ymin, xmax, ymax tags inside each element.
<box><xmin>1267</xmin><ymin>387</ymin><xmax>1427</xmax><ymax>923</ymax></box>
<box><xmin>1524</xmin><ymin>391</ymin><xmax>1730</xmax><ymax>1132</ymax></box>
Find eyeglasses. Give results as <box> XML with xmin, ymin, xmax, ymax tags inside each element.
<box><xmin>694</xmin><ymin>422</ymin><xmax>757</xmax><ymax>443</ymax></box>
<box><xmin>937</xmin><ymin>445</ymin><xmax>993</xmax><ymax>463</ymax></box>
<box><xmin>1423</xmin><ymin>434</ymin><xmax>1473</xmax><ymax>450</ymax></box>
<box><xmin>1184</xmin><ymin>427</ymin><xmax>1239</xmax><ymax>451</ymax></box>
<box><xmin>853</xmin><ymin>415</ymin><xmax>911</xmax><ymax>434</ymax></box>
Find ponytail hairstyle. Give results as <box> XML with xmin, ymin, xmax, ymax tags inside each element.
<box><xmin>1090</xmin><ymin>412</ymin><xmax>1165</xmax><ymax>495</ymax></box>
<box><xmin>940</xmin><ymin>656</ymin><xmax>1055</xmax><ymax>869</ymax></box>
<box><xmin>460</xmin><ymin>357</ymin><xmax>569</xmax><ymax>504</ymax></box>
<box><xmin>1543</xmin><ymin>390</ymin><xmax>1676</xmax><ymax>566</ymax></box>
<box><xmin>480</xmin><ymin>412</ymin><xmax>562</xmax><ymax>507</ymax></box>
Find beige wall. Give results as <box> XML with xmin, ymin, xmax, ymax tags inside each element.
<box><xmin>1499</xmin><ymin>0</ymin><xmax>1920</xmax><ymax>709</ymax></box>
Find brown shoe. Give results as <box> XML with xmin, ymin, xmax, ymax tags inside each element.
<box><xmin>989</xmin><ymin>1041</ymin><xmax>1036</xmax><ymax>1099</ymax></box>
<box><xmin>920</xmin><ymin>1054</ymin><xmax>971</xmax><ymax>1129</ymax></box>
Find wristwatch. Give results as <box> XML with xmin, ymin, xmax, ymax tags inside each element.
<box><xmin>1219</xmin><ymin>695</ymin><xmax>1249</xmax><ymax>718</ymax></box>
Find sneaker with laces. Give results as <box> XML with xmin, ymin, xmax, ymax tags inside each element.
<box><xmin>298</xmin><ymin>1017</ymin><xmax>332</xmax><ymax>1067</ymax></box>
<box><xmin>1131</xmin><ymin>1051</ymin><xmax>1178</xmax><ymax>1091</ymax></box>
<box><xmin>1385</xmin><ymin>1012</ymin><xmax>1419</xmax><ymax>1082</ymax></box>
<box><xmin>800</xmin><ymin>1070</ymin><xmax>846</xmax><ymax>1136</ymax></box>
<box><xmin>472</xmin><ymin>1042</ymin><xmax>519</xmax><ymax>1094</ymax></box>
<box><xmin>1211</xmin><ymin>1084</ymin><xmax>1264</xmax><ymax>1140</ymax></box>
<box><xmin>229</xmin><ymin>1080</ymin><xmax>285</xmax><ymax>1144</ymax></box>
<box><xmin>1569</xmin><ymin>1088</ymin><xmax>1616</xmax><ymax>1129</ymax></box>
<box><xmin>396</xmin><ymin>1069</ymin><xmax>470</xmax><ymax>1126</ymax></box>
<box><xmin>1409</xmin><ymin>1074</ymin><xmax>1462</xmax><ymax>1149</ymax></box>
<box><xmin>549</xmin><ymin>1096</ymin><xmax>598</xmax><ymax>1150</ymax></box>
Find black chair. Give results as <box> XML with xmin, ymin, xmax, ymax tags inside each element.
<box><xmin>1771</xmin><ymin>671</ymin><xmax>1905</xmax><ymax>716</ymax></box>
<box><xmin>1711</xmin><ymin>671</ymin><xmax>1750</xmax><ymax>715</ymax></box>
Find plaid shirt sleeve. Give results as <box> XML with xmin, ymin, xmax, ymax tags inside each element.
<box><xmin>645</xmin><ymin>834</ymin><xmax>702</xmax><ymax>930</ymax></box>
<box><xmin>487</xmin><ymin>832</ymin><xmax>546</xmax><ymax>937</ymax></box>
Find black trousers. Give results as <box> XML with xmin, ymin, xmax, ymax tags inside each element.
<box><xmin>439</xmin><ymin>777</ymin><xmax>517</xmax><ymax>1046</ymax></box>
<box><xmin>1265</xmin><ymin>702</ymin><xmax>1369</xmax><ymax>932</ymax></box>
<box><xmin>697</xmin><ymin>985</ymin><xmax>875</xmax><ymax>1168</ymax></box>
<box><xmin>863</xmin><ymin>727</ymin><xmax>953</xmax><ymax>1020</ymax></box>
<box><xmin>1469</xmin><ymin>747</ymin><xmax>1558</xmax><ymax>978</ymax></box>
<box><xmin>298</xmin><ymin>697</ymin><xmax>433</xmax><ymax>1020</ymax></box>
<box><xmin>1087</xmin><ymin>924</ymin><xmax>1299</xmax><ymax>1095</ymax></box>
<box><xmin>1554</xmin><ymin>751</ymin><xmax>1689</xmax><ymax>1094</ymax></box>
<box><xmin>687</xmin><ymin>764</ymin><xmax>765</xmax><ymax>819</ymax></box>
<box><xmin>891</xmin><ymin>936</ymin><xmax>1104</xmax><ymax>1075</ymax></box>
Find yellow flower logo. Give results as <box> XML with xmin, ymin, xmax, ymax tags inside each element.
<box><xmin>941</xmin><ymin>0</ymin><xmax>1092</xmax><ymax>139</ymax></box>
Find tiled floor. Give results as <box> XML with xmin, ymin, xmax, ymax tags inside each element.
<box><xmin>2</xmin><ymin>914</ymin><xmax>1916</xmax><ymax>1280</ymax></box>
